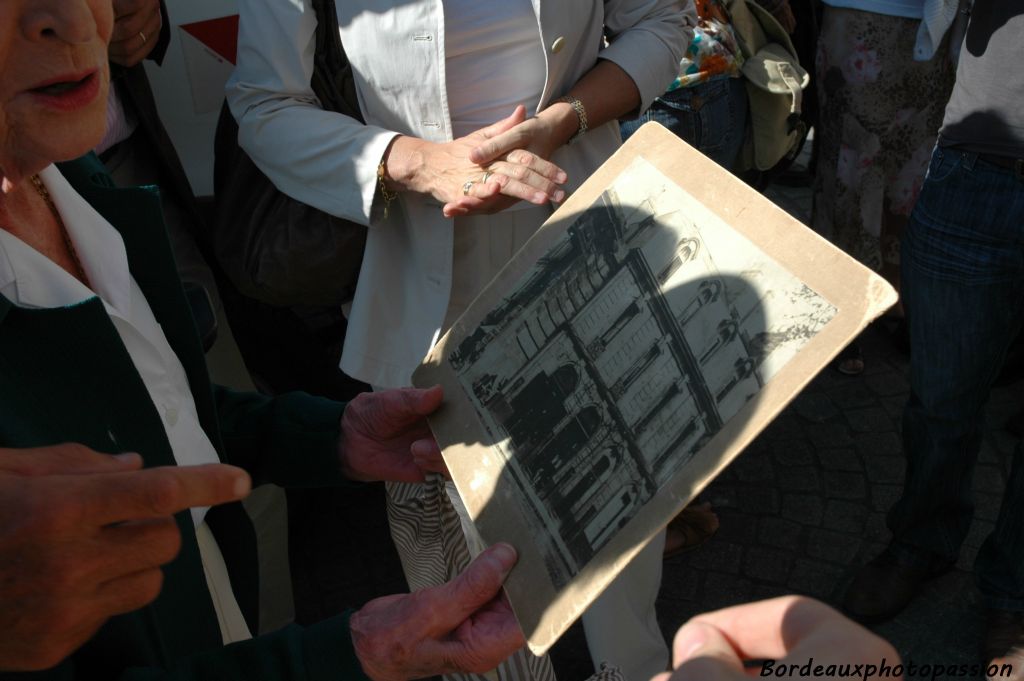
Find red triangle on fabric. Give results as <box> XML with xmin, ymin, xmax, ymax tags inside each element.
<box><xmin>180</xmin><ymin>15</ymin><xmax>240</xmax><ymax>65</ymax></box>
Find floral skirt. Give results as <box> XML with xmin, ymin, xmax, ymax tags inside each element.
<box><xmin>812</xmin><ymin>6</ymin><xmax>956</xmax><ymax>272</ymax></box>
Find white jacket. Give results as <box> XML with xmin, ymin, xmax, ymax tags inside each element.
<box><xmin>227</xmin><ymin>0</ymin><xmax>690</xmax><ymax>387</ymax></box>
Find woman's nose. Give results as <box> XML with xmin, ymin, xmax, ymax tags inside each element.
<box><xmin>21</xmin><ymin>0</ymin><xmax>97</xmax><ymax>46</ymax></box>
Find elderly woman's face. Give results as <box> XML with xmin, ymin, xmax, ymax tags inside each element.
<box><xmin>0</xmin><ymin>0</ymin><xmax>113</xmax><ymax>182</ymax></box>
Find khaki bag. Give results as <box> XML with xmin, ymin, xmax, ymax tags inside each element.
<box><xmin>728</xmin><ymin>0</ymin><xmax>810</xmax><ymax>171</ymax></box>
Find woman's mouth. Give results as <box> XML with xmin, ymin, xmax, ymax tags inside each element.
<box><xmin>28</xmin><ymin>71</ymin><xmax>101</xmax><ymax>111</ymax></box>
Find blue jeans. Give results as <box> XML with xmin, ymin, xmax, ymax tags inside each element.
<box><xmin>888</xmin><ymin>146</ymin><xmax>1024</xmax><ymax>610</ymax></box>
<box><xmin>620</xmin><ymin>77</ymin><xmax>748</xmax><ymax>171</ymax></box>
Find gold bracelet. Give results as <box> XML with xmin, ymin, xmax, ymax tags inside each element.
<box><xmin>553</xmin><ymin>95</ymin><xmax>588</xmax><ymax>145</ymax></box>
<box><xmin>377</xmin><ymin>159</ymin><xmax>397</xmax><ymax>219</ymax></box>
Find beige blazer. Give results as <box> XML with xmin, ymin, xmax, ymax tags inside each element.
<box><xmin>227</xmin><ymin>0</ymin><xmax>691</xmax><ymax>387</ymax></box>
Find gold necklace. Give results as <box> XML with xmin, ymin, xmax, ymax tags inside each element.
<box><xmin>29</xmin><ymin>174</ymin><xmax>91</xmax><ymax>287</ymax></box>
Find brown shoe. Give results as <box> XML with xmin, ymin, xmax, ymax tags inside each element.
<box><xmin>984</xmin><ymin>610</ymin><xmax>1024</xmax><ymax>680</ymax></box>
<box><xmin>842</xmin><ymin>554</ymin><xmax>949</xmax><ymax>625</ymax></box>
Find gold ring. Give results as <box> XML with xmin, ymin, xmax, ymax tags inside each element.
<box><xmin>139</xmin><ymin>31</ymin><xmax>147</xmax><ymax>44</ymax></box>
<box><xmin>481</xmin><ymin>171</ymin><xmax>493</xmax><ymax>184</ymax></box>
<box><xmin>461</xmin><ymin>180</ymin><xmax>475</xmax><ymax>196</ymax></box>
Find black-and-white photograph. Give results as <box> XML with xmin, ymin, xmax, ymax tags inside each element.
<box><xmin>449</xmin><ymin>158</ymin><xmax>838</xmax><ymax>589</ymax></box>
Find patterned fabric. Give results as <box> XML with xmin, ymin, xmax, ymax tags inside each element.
<box><xmin>385</xmin><ymin>478</ymin><xmax>559</xmax><ymax>681</ymax></box>
<box><xmin>668</xmin><ymin>0</ymin><xmax>744</xmax><ymax>91</ymax></box>
<box><xmin>812</xmin><ymin>6</ymin><xmax>955</xmax><ymax>272</ymax></box>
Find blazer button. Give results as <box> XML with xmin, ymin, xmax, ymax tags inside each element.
<box><xmin>551</xmin><ymin>36</ymin><xmax>566</xmax><ymax>53</ymax></box>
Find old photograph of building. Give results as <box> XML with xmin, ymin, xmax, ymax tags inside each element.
<box><xmin>449</xmin><ymin>157</ymin><xmax>838</xmax><ymax>589</ymax></box>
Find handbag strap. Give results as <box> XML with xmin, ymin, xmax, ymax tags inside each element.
<box><xmin>310</xmin><ymin>0</ymin><xmax>365</xmax><ymax>123</ymax></box>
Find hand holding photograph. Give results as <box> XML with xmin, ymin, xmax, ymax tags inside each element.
<box><xmin>413</xmin><ymin>122</ymin><xmax>897</xmax><ymax>655</ymax></box>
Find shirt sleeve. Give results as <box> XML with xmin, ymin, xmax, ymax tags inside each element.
<box><xmin>226</xmin><ymin>0</ymin><xmax>398</xmax><ymax>224</ymax></box>
<box><xmin>600</xmin><ymin>0</ymin><xmax>696</xmax><ymax>116</ymax></box>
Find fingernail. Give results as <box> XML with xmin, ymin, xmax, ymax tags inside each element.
<box><xmin>233</xmin><ymin>473</ymin><xmax>252</xmax><ymax>498</ymax></box>
<box><xmin>553</xmin><ymin>190</ymin><xmax>565</xmax><ymax>203</ymax></box>
<box><xmin>114</xmin><ymin>452</ymin><xmax>141</xmax><ymax>465</ymax></box>
<box><xmin>411</xmin><ymin>440</ymin><xmax>430</xmax><ymax>457</ymax></box>
<box><xmin>556</xmin><ymin>171</ymin><xmax>567</xmax><ymax>183</ymax></box>
<box><xmin>489</xmin><ymin>543</ymin><xmax>517</xmax><ymax>576</ymax></box>
<box><xmin>675</xmin><ymin>622</ymin><xmax>712</xmax><ymax>660</ymax></box>
<box><xmin>533</xmin><ymin>192</ymin><xmax>548</xmax><ymax>204</ymax></box>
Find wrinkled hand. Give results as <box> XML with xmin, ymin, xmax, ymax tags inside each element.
<box><xmin>443</xmin><ymin>107</ymin><xmax>571</xmax><ymax>217</ymax></box>
<box><xmin>350</xmin><ymin>543</ymin><xmax>525</xmax><ymax>681</ymax></box>
<box><xmin>109</xmin><ymin>0</ymin><xmax>162</xmax><ymax>67</ymax></box>
<box><xmin>391</xmin><ymin>106</ymin><xmax>567</xmax><ymax>218</ymax></box>
<box><xmin>658</xmin><ymin>596</ymin><xmax>900</xmax><ymax>680</ymax></box>
<box><xmin>0</xmin><ymin>444</ymin><xmax>251</xmax><ymax>671</ymax></box>
<box><xmin>338</xmin><ymin>386</ymin><xmax>447</xmax><ymax>483</ymax></box>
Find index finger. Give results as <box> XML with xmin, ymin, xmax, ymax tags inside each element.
<box><xmin>71</xmin><ymin>463</ymin><xmax>251</xmax><ymax>526</ymax></box>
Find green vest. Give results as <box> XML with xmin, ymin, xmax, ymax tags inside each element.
<box><xmin>0</xmin><ymin>155</ymin><xmax>365</xmax><ymax>681</ymax></box>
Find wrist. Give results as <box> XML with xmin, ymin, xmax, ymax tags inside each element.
<box><xmin>537</xmin><ymin>101</ymin><xmax>580</xmax><ymax>149</ymax></box>
<box><xmin>382</xmin><ymin>135</ymin><xmax>427</xmax><ymax>194</ymax></box>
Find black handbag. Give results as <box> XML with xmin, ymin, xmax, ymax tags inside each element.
<box><xmin>212</xmin><ymin>0</ymin><xmax>367</xmax><ymax>307</ymax></box>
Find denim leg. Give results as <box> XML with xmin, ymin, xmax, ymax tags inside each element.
<box><xmin>620</xmin><ymin>77</ymin><xmax>748</xmax><ymax>171</ymax></box>
<box><xmin>887</xmin><ymin>148</ymin><xmax>1024</xmax><ymax>608</ymax></box>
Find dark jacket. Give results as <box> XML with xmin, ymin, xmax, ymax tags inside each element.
<box><xmin>0</xmin><ymin>155</ymin><xmax>369</xmax><ymax>681</ymax></box>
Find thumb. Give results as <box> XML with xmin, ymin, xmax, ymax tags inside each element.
<box><xmin>0</xmin><ymin>443</ymin><xmax>143</xmax><ymax>476</ymax></box>
<box><xmin>477</xmin><ymin>105</ymin><xmax>527</xmax><ymax>140</ymax></box>
<box><xmin>669</xmin><ymin>621</ymin><xmax>746</xmax><ymax>680</ymax></box>
<box><xmin>434</xmin><ymin>543</ymin><xmax>517</xmax><ymax>628</ymax></box>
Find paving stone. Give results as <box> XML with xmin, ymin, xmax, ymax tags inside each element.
<box><xmin>713</xmin><ymin>510</ymin><xmax>758</xmax><ymax>545</ymax></box>
<box><xmin>793</xmin><ymin>392</ymin><xmax>840</xmax><ymax>423</ymax></box>
<box><xmin>864</xmin><ymin>370</ymin><xmax>911</xmax><ymax>397</ymax></box>
<box><xmin>757</xmin><ymin>516</ymin><xmax>804</xmax><ymax>552</ymax></box>
<box><xmin>781</xmin><ymin>493</ymin><xmax>824</xmax><ymax>526</ymax></box>
<box><xmin>806</xmin><ymin>527</ymin><xmax>862</xmax><ymax>565</ymax></box>
<box><xmin>659</xmin><ymin>567</ymin><xmax>701</xmax><ymax>601</ymax></box>
<box><xmin>863</xmin><ymin>454</ymin><xmax>905</xmax><ymax>484</ymax></box>
<box><xmin>732</xmin><ymin>451</ymin><xmax>776</xmax><ymax>483</ymax></box>
<box><xmin>975</xmin><ymin>492</ymin><xmax>1003</xmax><ymax>522</ymax></box>
<box><xmin>825</xmin><ymin>382</ymin><xmax>878</xmax><ymax>410</ymax></box>
<box><xmin>777</xmin><ymin>465</ymin><xmax>820</xmax><ymax>492</ymax></box>
<box><xmin>734</xmin><ymin>486</ymin><xmax>781</xmax><ymax>515</ymax></box>
<box><xmin>788</xmin><ymin>558</ymin><xmax>846</xmax><ymax>599</ymax></box>
<box><xmin>845</xmin><ymin>406</ymin><xmax>895</xmax><ymax>433</ymax></box>
<box><xmin>685</xmin><ymin>540</ymin><xmax>743</xmax><ymax>575</ymax></box>
<box><xmin>881</xmin><ymin>395</ymin><xmax>906</xmax><ymax>419</ymax></box>
<box><xmin>823</xmin><ymin>499</ymin><xmax>868</xmax><ymax>533</ymax></box>
<box><xmin>806</xmin><ymin>422</ymin><xmax>855</xmax><ymax>449</ymax></box>
<box><xmin>869</xmin><ymin>484</ymin><xmax>903</xmax><ymax>512</ymax></box>
<box><xmin>863</xmin><ymin>511</ymin><xmax>890</xmax><ymax>543</ymax></box>
<box><xmin>823</xmin><ymin>470</ymin><xmax>867</xmax><ymax>500</ymax></box>
<box><xmin>743</xmin><ymin>546</ymin><xmax>793</xmax><ymax>583</ymax></box>
<box><xmin>817</xmin><ymin>447</ymin><xmax>861</xmax><ymax>472</ymax></box>
<box><xmin>770</xmin><ymin>438</ymin><xmax>816</xmax><ymax>467</ymax></box>
<box><xmin>854</xmin><ymin>431</ymin><xmax>903</xmax><ymax>458</ymax></box>
<box><xmin>701</xmin><ymin>572</ymin><xmax>754</xmax><ymax>611</ymax></box>
<box><xmin>761</xmin><ymin>414</ymin><xmax>806</xmax><ymax>441</ymax></box>
<box><xmin>973</xmin><ymin>464</ymin><xmax>1006</xmax><ymax>493</ymax></box>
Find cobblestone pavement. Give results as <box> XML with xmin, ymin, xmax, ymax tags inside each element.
<box><xmin>548</xmin><ymin>173</ymin><xmax>1024</xmax><ymax>680</ymax></box>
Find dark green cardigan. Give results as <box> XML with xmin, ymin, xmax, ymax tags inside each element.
<box><xmin>0</xmin><ymin>155</ymin><xmax>369</xmax><ymax>681</ymax></box>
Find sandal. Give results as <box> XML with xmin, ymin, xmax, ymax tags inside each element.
<box><xmin>834</xmin><ymin>341</ymin><xmax>864</xmax><ymax>376</ymax></box>
<box><xmin>663</xmin><ymin>501</ymin><xmax>719</xmax><ymax>559</ymax></box>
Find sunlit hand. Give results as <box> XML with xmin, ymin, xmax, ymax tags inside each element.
<box><xmin>443</xmin><ymin>104</ymin><xmax>574</xmax><ymax>217</ymax></box>
<box><xmin>0</xmin><ymin>444</ymin><xmax>251</xmax><ymax>671</ymax></box>
<box><xmin>109</xmin><ymin>0</ymin><xmax>163</xmax><ymax>67</ymax></box>
<box><xmin>350</xmin><ymin>543</ymin><xmax>525</xmax><ymax>681</ymax></box>
<box><xmin>387</xmin><ymin>106</ymin><xmax>567</xmax><ymax>218</ymax></box>
<box><xmin>658</xmin><ymin>596</ymin><xmax>901</xmax><ymax>680</ymax></box>
<box><xmin>337</xmin><ymin>386</ymin><xmax>448</xmax><ymax>483</ymax></box>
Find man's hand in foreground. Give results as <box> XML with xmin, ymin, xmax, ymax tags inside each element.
<box><xmin>0</xmin><ymin>444</ymin><xmax>251</xmax><ymax>672</ymax></box>
<box><xmin>338</xmin><ymin>385</ymin><xmax>448</xmax><ymax>483</ymax></box>
<box><xmin>350</xmin><ymin>543</ymin><xmax>524</xmax><ymax>681</ymax></box>
<box><xmin>659</xmin><ymin>596</ymin><xmax>901</xmax><ymax>680</ymax></box>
